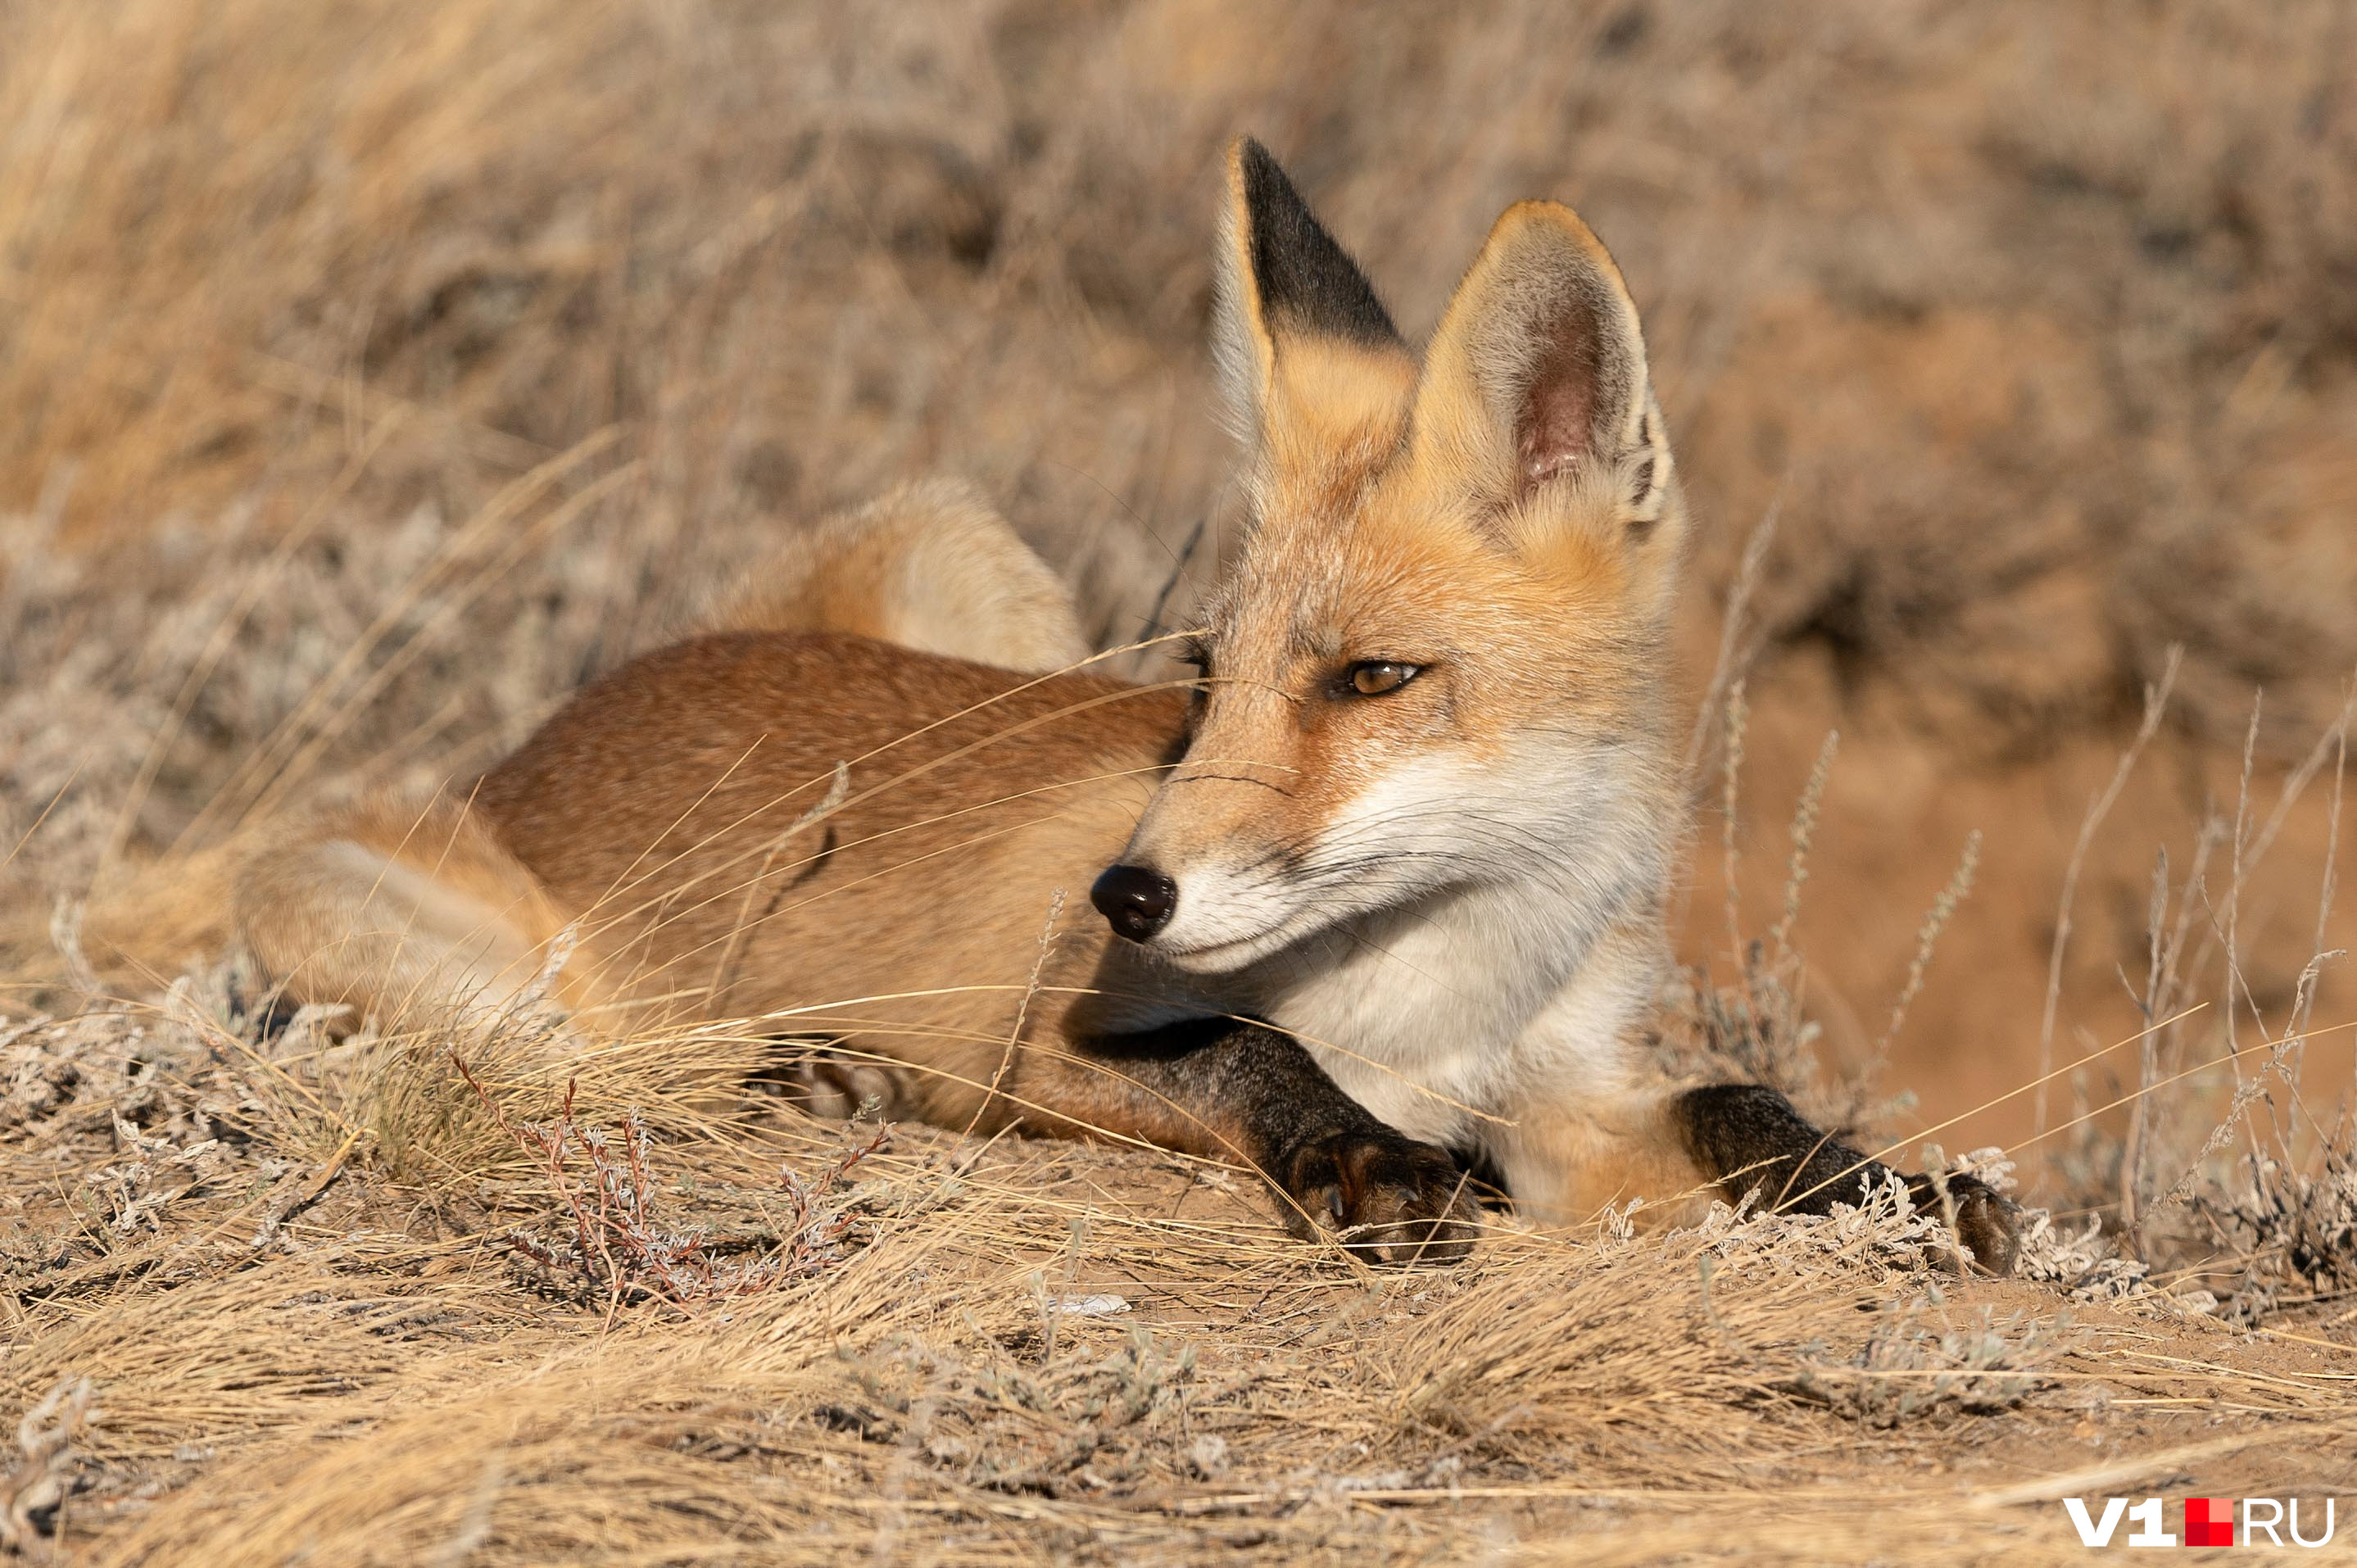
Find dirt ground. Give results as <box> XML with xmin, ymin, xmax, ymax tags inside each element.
<box><xmin>2</xmin><ymin>987</ymin><xmax>2351</xmax><ymax>1563</ymax></box>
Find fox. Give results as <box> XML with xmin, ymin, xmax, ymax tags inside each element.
<box><xmin>223</xmin><ymin>138</ymin><xmax>2019</xmax><ymax>1270</ymax></box>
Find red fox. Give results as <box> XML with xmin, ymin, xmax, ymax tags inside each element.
<box><xmin>229</xmin><ymin>139</ymin><xmax>2018</xmax><ymax>1270</ymax></box>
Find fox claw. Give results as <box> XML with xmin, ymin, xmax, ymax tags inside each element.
<box><xmin>1906</xmin><ymin>1170</ymin><xmax>2023</xmax><ymax>1277</ymax></box>
<box><xmin>1281</xmin><ymin>1128</ymin><xmax>1480</xmax><ymax>1267</ymax></box>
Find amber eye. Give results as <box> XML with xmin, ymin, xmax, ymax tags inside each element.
<box><xmin>1175</xmin><ymin>638</ymin><xmax>1213</xmax><ymax>691</ymax></box>
<box><xmin>1346</xmin><ymin>661</ymin><xmax>1420</xmax><ymax>696</ymax></box>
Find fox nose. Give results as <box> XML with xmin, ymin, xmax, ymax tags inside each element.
<box><xmin>1090</xmin><ymin>863</ymin><xmax>1177</xmax><ymax>943</ymax></box>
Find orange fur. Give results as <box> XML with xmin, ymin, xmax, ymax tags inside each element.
<box><xmin>237</xmin><ymin>790</ymin><xmax>587</xmax><ymax>1030</ymax></box>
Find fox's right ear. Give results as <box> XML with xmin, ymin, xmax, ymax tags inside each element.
<box><xmin>1212</xmin><ymin>137</ymin><xmax>1410</xmax><ymax>446</ymax></box>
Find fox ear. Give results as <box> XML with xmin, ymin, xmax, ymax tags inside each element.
<box><xmin>1413</xmin><ymin>201</ymin><xmax>1673</xmax><ymax>530</ymax></box>
<box><xmin>1212</xmin><ymin>137</ymin><xmax>1408</xmax><ymax>442</ymax></box>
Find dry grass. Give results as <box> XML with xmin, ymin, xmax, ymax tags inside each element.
<box><xmin>5</xmin><ymin>0</ymin><xmax>2357</xmax><ymax>1559</ymax></box>
<box><xmin>1</xmin><ymin>982</ymin><xmax>2350</xmax><ymax>1562</ymax></box>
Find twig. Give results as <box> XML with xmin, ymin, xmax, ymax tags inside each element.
<box><xmin>2037</xmin><ymin>649</ymin><xmax>2178</xmax><ymax>1139</ymax></box>
<box><xmin>1870</xmin><ymin>830</ymin><xmax>1980</xmax><ymax>1070</ymax></box>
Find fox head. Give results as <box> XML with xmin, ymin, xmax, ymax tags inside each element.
<box><xmin>1090</xmin><ymin>138</ymin><xmax>1689</xmax><ymax>972</ymax></box>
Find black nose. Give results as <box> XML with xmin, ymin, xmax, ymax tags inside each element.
<box><xmin>1090</xmin><ymin>863</ymin><xmax>1177</xmax><ymax>942</ymax></box>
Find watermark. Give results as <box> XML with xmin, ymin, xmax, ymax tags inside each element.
<box><xmin>2063</xmin><ymin>1497</ymin><xmax>2336</xmax><ymax>1548</ymax></box>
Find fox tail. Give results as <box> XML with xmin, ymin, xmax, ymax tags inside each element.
<box><xmin>700</xmin><ymin>478</ymin><xmax>1092</xmax><ymax>674</ymax></box>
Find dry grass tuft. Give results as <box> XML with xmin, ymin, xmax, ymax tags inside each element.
<box><xmin>1</xmin><ymin>962</ymin><xmax>2350</xmax><ymax>1559</ymax></box>
<box><xmin>2196</xmin><ymin>1146</ymin><xmax>2357</xmax><ymax>1324</ymax></box>
<box><xmin>453</xmin><ymin>1053</ymin><xmax>891</xmax><ymax>1310</ymax></box>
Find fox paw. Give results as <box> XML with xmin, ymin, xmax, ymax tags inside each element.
<box><xmin>768</xmin><ymin>1046</ymin><xmax>908</xmax><ymax>1122</ymax></box>
<box><xmin>1281</xmin><ymin>1127</ymin><xmax>1480</xmax><ymax>1267</ymax></box>
<box><xmin>1906</xmin><ymin>1170</ymin><xmax>2023</xmax><ymax>1276</ymax></box>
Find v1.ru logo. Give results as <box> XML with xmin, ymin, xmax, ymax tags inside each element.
<box><xmin>2063</xmin><ymin>1497</ymin><xmax>2337</xmax><ymax>1548</ymax></box>
<box><xmin>2183</xmin><ymin>1499</ymin><xmax>2233</xmax><ymax>1548</ymax></box>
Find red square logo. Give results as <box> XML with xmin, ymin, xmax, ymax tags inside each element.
<box><xmin>2186</xmin><ymin>1498</ymin><xmax>2235</xmax><ymax>1547</ymax></box>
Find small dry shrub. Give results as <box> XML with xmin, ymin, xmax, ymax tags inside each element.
<box><xmin>1789</xmin><ymin>1291</ymin><xmax>2065</xmax><ymax>1429</ymax></box>
<box><xmin>454</xmin><ymin>1053</ymin><xmax>890</xmax><ymax>1310</ymax></box>
<box><xmin>2195</xmin><ymin>1144</ymin><xmax>2357</xmax><ymax>1325</ymax></box>
<box><xmin>0</xmin><ymin>1378</ymin><xmax>93</xmax><ymax>1563</ymax></box>
<box><xmin>827</xmin><ymin>1323</ymin><xmax>1210</xmax><ymax>1498</ymax></box>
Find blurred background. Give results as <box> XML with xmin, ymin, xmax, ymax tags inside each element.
<box><xmin>2</xmin><ymin>0</ymin><xmax>2352</xmax><ymax>1176</ymax></box>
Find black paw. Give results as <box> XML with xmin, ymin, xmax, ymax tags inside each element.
<box><xmin>1906</xmin><ymin>1170</ymin><xmax>2023</xmax><ymax>1277</ymax></box>
<box><xmin>1280</xmin><ymin>1126</ymin><xmax>1480</xmax><ymax>1267</ymax></box>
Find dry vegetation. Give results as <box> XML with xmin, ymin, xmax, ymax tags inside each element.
<box><xmin>3</xmin><ymin>0</ymin><xmax>2355</xmax><ymax>1561</ymax></box>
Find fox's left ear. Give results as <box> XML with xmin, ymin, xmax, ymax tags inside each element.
<box><xmin>1412</xmin><ymin>201</ymin><xmax>1675</xmax><ymax>537</ymax></box>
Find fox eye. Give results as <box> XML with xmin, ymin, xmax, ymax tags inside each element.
<box><xmin>1345</xmin><ymin>661</ymin><xmax>1420</xmax><ymax>697</ymax></box>
<box><xmin>1175</xmin><ymin>638</ymin><xmax>1214</xmax><ymax>703</ymax></box>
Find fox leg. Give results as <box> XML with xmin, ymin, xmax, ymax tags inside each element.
<box><xmin>1490</xmin><ymin>1078</ymin><xmax>2019</xmax><ymax>1273</ymax></box>
<box><xmin>1672</xmin><ymin>1083</ymin><xmax>2021</xmax><ymax>1274</ymax></box>
<box><xmin>1008</xmin><ymin>1017</ymin><xmax>1480</xmax><ymax>1265</ymax></box>
<box><xmin>234</xmin><ymin>791</ymin><xmax>587</xmax><ymax>1031</ymax></box>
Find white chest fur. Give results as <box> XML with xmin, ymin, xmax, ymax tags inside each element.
<box><xmin>1249</xmin><ymin>876</ymin><xmax>1649</xmax><ymax>1147</ymax></box>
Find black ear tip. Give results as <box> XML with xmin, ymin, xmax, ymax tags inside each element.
<box><xmin>1234</xmin><ymin>136</ymin><xmax>1294</xmax><ymax>211</ymax></box>
<box><xmin>1225</xmin><ymin>134</ymin><xmax>1403</xmax><ymax>351</ymax></box>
